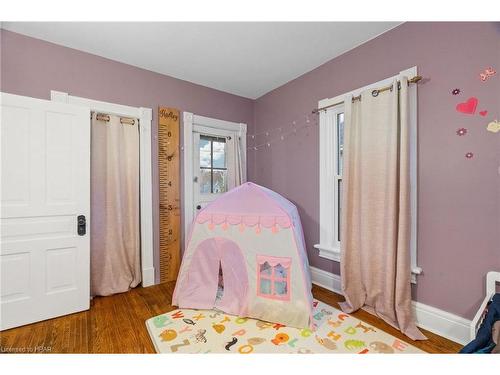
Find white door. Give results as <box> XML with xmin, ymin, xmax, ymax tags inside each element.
<box><xmin>1</xmin><ymin>92</ymin><xmax>90</xmax><ymax>330</ymax></box>
<box><xmin>193</xmin><ymin>129</ymin><xmax>234</xmax><ymax>217</ymax></box>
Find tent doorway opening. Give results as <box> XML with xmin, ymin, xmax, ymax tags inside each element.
<box><xmin>216</xmin><ymin>261</ymin><xmax>224</xmax><ymax>302</ymax></box>
<box><xmin>182</xmin><ymin>237</ymin><xmax>248</xmax><ymax>315</ymax></box>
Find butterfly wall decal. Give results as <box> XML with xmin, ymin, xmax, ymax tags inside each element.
<box><xmin>479</xmin><ymin>67</ymin><xmax>496</xmax><ymax>82</ymax></box>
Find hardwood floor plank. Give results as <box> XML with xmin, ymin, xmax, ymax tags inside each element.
<box><xmin>0</xmin><ymin>282</ymin><xmax>463</xmax><ymax>354</ymax></box>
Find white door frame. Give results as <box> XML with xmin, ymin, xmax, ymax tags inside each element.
<box><xmin>51</xmin><ymin>90</ymin><xmax>155</xmax><ymax>287</ymax></box>
<box><xmin>182</xmin><ymin>112</ymin><xmax>246</xmax><ymax>249</ymax></box>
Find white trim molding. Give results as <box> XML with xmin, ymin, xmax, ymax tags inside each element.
<box><xmin>50</xmin><ymin>90</ymin><xmax>155</xmax><ymax>287</ymax></box>
<box><xmin>181</xmin><ymin>112</ymin><xmax>247</xmax><ymax>249</ymax></box>
<box><xmin>313</xmin><ymin>244</ymin><xmax>341</xmax><ymax>262</ymax></box>
<box><xmin>470</xmin><ymin>271</ymin><xmax>500</xmax><ymax>340</ymax></box>
<box><xmin>314</xmin><ymin>66</ymin><xmax>422</xmax><ymax>284</ymax></box>
<box><xmin>182</xmin><ymin>111</ymin><xmax>194</xmax><ymax>255</ymax></box>
<box><xmin>310</xmin><ymin>266</ymin><xmax>343</xmax><ymax>293</ymax></box>
<box><xmin>411</xmin><ymin>301</ymin><xmax>471</xmax><ymax>346</ymax></box>
<box><xmin>314</xmin><ymin>103</ymin><xmax>343</xmax><ymax>263</ymax></box>
<box><xmin>310</xmin><ymin>266</ymin><xmax>471</xmax><ymax>345</ymax></box>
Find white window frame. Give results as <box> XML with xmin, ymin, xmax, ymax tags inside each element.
<box><xmin>314</xmin><ymin>67</ymin><xmax>422</xmax><ymax>283</ymax></box>
<box><xmin>182</xmin><ymin>112</ymin><xmax>247</xmax><ymax>249</ymax></box>
<box><xmin>314</xmin><ymin>104</ymin><xmax>344</xmax><ymax>261</ymax></box>
<box><xmin>50</xmin><ymin>90</ymin><xmax>155</xmax><ymax>287</ymax></box>
<box><xmin>195</xmin><ymin>128</ymin><xmax>232</xmax><ymax>198</ymax></box>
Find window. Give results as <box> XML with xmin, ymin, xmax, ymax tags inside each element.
<box><xmin>199</xmin><ymin>135</ymin><xmax>227</xmax><ymax>194</ymax></box>
<box><xmin>257</xmin><ymin>256</ymin><xmax>291</xmax><ymax>301</ymax></box>
<box><xmin>314</xmin><ymin>67</ymin><xmax>420</xmax><ymax>283</ymax></box>
<box><xmin>314</xmin><ymin>104</ymin><xmax>344</xmax><ymax>261</ymax></box>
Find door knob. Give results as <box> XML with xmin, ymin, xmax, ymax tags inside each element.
<box><xmin>77</xmin><ymin>215</ymin><xmax>86</xmax><ymax>236</ymax></box>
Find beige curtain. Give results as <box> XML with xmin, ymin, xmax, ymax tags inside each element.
<box><xmin>339</xmin><ymin>77</ymin><xmax>426</xmax><ymax>340</ymax></box>
<box><xmin>227</xmin><ymin>134</ymin><xmax>246</xmax><ymax>189</ymax></box>
<box><xmin>91</xmin><ymin>113</ymin><xmax>141</xmax><ymax>296</ymax></box>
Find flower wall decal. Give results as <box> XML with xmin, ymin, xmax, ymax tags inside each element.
<box><xmin>486</xmin><ymin>120</ymin><xmax>500</xmax><ymax>133</ymax></box>
<box><xmin>456</xmin><ymin>128</ymin><xmax>467</xmax><ymax>136</ymax></box>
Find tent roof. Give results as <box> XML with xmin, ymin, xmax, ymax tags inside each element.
<box><xmin>196</xmin><ymin>182</ymin><xmax>296</xmax><ymax>228</ymax></box>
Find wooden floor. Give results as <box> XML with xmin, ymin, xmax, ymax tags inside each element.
<box><xmin>0</xmin><ymin>282</ymin><xmax>463</xmax><ymax>354</ymax></box>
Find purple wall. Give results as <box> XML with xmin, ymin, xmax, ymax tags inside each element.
<box><xmin>0</xmin><ymin>29</ymin><xmax>255</xmax><ymax>284</ymax></box>
<box><xmin>252</xmin><ymin>22</ymin><xmax>500</xmax><ymax>319</ymax></box>
<box><xmin>2</xmin><ymin>24</ymin><xmax>499</xmax><ymax>320</ymax></box>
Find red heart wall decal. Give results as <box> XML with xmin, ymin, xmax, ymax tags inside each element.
<box><xmin>479</xmin><ymin>110</ymin><xmax>488</xmax><ymax>116</ymax></box>
<box><xmin>456</xmin><ymin>97</ymin><xmax>478</xmax><ymax>114</ymax></box>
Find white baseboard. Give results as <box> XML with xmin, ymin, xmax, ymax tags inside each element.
<box><xmin>310</xmin><ymin>266</ymin><xmax>343</xmax><ymax>294</ymax></box>
<box><xmin>309</xmin><ymin>266</ymin><xmax>470</xmax><ymax>345</ymax></box>
<box><xmin>411</xmin><ymin>301</ymin><xmax>470</xmax><ymax>345</ymax></box>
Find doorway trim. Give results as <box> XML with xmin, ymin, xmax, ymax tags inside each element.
<box><xmin>50</xmin><ymin>90</ymin><xmax>155</xmax><ymax>287</ymax></box>
<box><xmin>182</xmin><ymin>112</ymin><xmax>247</xmax><ymax>250</ymax></box>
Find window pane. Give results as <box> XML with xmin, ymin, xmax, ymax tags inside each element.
<box><xmin>260</xmin><ymin>262</ymin><xmax>272</xmax><ymax>276</ymax></box>
<box><xmin>274</xmin><ymin>264</ymin><xmax>287</xmax><ymax>279</ymax></box>
<box><xmin>212</xmin><ymin>139</ymin><xmax>226</xmax><ymax>169</ymax></box>
<box><xmin>337</xmin><ymin>112</ymin><xmax>344</xmax><ymax>175</ymax></box>
<box><xmin>199</xmin><ymin>168</ymin><xmax>211</xmax><ymax>194</ymax></box>
<box><xmin>260</xmin><ymin>279</ymin><xmax>271</xmax><ymax>295</ymax></box>
<box><xmin>199</xmin><ymin>138</ymin><xmax>211</xmax><ymax>168</ymax></box>
<box><xmin>212</xmin><ymin>169</ymin><xmax>227</xmax><ymax>193</ymax></box>
<box><xmin>274</xmin><ymin>281</ymin><xmax>287</xmax><ymax>295</ymax></box>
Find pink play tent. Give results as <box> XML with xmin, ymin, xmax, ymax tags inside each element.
<box><xmin>172</xmin><ymin>182</ymin><xmax>314</xmax><ymax>329</ymax></box>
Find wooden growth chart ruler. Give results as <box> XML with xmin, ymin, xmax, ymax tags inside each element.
<box><xmin>158</xmin><ymin>107</ymin><xmax>181</xmax><ymax>282</ymax></box>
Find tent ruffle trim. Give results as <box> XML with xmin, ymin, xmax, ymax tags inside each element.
<box><xmin>196</xmin><ymin>213</ymin><xmax>292</xmax><ymax>228</ymax></box>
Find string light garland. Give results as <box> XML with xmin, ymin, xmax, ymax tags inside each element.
<box><xmin>247</xmin><ymin>114</ymin><xmax>318</xmax><ymax>151</ymax></box>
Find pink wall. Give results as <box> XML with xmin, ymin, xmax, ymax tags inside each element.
<box><xmin>0</xmin><ymin>29</ymin><xmax>255</xmax><ymax>284</ymax></box>
<box><xmin>252</xmin><ymin>22</ymin><xmax>500</xmax><ymax>319</ymax></box>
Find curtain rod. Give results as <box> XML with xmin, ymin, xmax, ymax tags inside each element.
<box><xmin>312</xmin><ymin>75</ymin><xmax>422</xmax><ymax>114</ymax></box>
<box><xmin>93</xmin><ymin>112</ymin><xmax>136</xmax><ymax>125</ymax></box>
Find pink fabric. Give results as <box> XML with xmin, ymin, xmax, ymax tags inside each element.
<box><xmin>176</xmin><ymin>237</ymin><xmax>248</xmax><ymax>316</ymax></box>
<box><xmin>173</xmin><ymin>181</ymin><xmax>314</xmax><ymax>328</ymax></box>
<box><xmin>214</xmin><ymin>238</ymin><xmax>249</xmax><ymax>315</ymax></box>
<box><xmin>176</xmin><ymin>238</ymin><xmax>220</xmax><ymax>310</ymax></box>
<box><xmin>196</xmin><ymin>182</ymin><xmax>292</xmax><ymax>228</ymax></box>
<box><xmin>256</xmin><ymin>255</ymin><xmax>291</xmax><ymax>301</ymax></box>
<box><xmin>256</xmin><ymin>255</ymin><xmax>292</xmax><ymax>268</ymax></box>
<box><xmin>197</xmin><ymin>213</ymin><xmax>291</xmax><ymax>228</ymax></box>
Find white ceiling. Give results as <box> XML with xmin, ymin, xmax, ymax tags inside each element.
<box><xmin>1</xmin><ymin>22</ymin><xmax>401</xmax><ymax>99</ymax></box>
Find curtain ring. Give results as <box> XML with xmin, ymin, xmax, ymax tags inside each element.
<box><xmin>371</xmin><ymin>90</ymin><xmax>379</xmax><ymax>97</ymax></box>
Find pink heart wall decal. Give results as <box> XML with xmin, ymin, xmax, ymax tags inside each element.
<box><xmin>456</xmin><ymin>97</ymin><xmax>478</xmax><ymax>114</ymax></box>
<box><xmin>479</xmin><ymin>110</ymin><xmax>488</xmax><ymax>116</ymax></box>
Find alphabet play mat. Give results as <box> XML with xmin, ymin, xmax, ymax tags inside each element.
<box><xmin>146</xmin><ymin>300</ymin><xmax>424</xmax><ymax>354</ymax></box>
